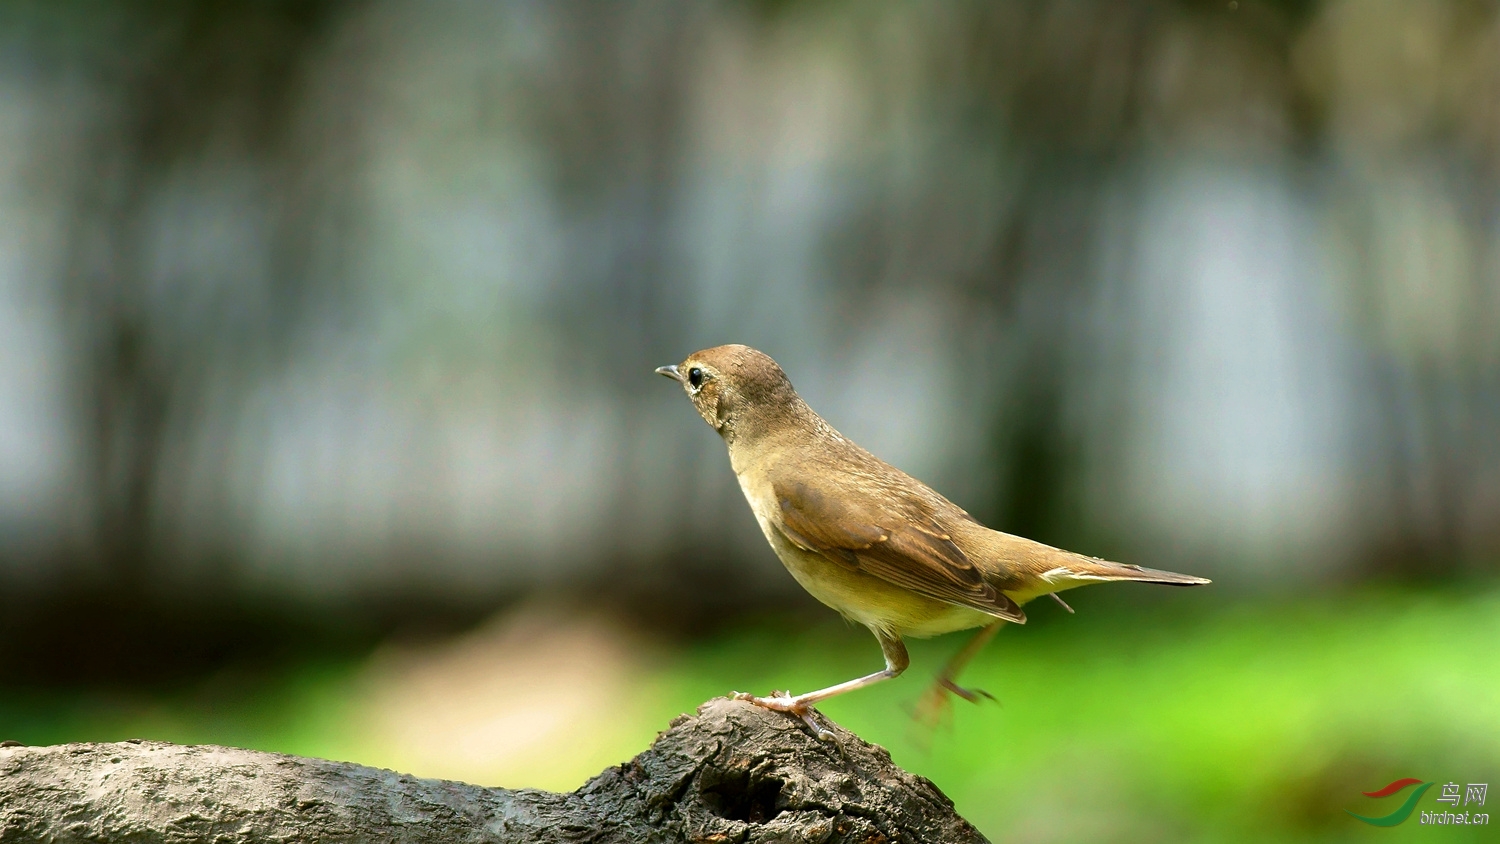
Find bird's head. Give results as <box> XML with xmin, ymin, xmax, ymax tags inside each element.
<box><xmin>655</xmin><ymin>344</ymin><xmax>799</xmax><ymax>441</ymax></box>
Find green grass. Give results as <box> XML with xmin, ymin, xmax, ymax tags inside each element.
<box><xmin>4</xmin><ymin>586</ymin><xmax>1497</xmax><ymax>843</ymax></box>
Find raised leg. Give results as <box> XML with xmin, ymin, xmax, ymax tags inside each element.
<box><xmin>915</xmin><ymin>619</ymin><xmax>1006</xmax><ymax>725</ymax></box>
<box><xmin>736</xmin><ymin>631</ymin><xmax>908</xmax><ymax>740</ymax></box>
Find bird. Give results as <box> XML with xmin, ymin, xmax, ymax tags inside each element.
<box><xmin>656</xmin><ymin>344</ymin><xmax>1210</xmax><ymax>737</ymax></box>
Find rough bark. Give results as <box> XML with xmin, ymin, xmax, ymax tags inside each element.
<box><xmin>0</xmin><ymin>697</ymin><xmax>985</xmax><ymax>844</ymax></box>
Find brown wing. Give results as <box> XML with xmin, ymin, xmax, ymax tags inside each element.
<box><xmin>772</xmin><ymin>476</ymin><xmax>1025</xmax><ymax>623</ymax></box>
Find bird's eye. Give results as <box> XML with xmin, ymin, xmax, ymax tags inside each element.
<box><xmin>688</xmin><ymin>367</ymin><xmax>704</xmax><ymax>388</ymax></box>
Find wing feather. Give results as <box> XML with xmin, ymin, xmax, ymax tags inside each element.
<box><xmin>773</xmin><ymin>477</ymin><xmax>1025</xmax><ymax>623</ymax></box>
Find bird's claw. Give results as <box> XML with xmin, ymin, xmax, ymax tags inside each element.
<box><xmin>912</xmin><ymin>676</ymin><xmax>998</xmax><ymax>728</ymax></box>
<box><xmin>939</xmin><ymin>678</ymin><xmax>996</xmax><ymax>704</ymax></box>
<box><xmin>731</xmin><ymin>692</ymin><xmax>836</xmax><ymax>741</ymax></box>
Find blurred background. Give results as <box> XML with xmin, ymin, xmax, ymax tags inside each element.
<box><xmin>1</xmin><ymin>0</ymin><xmax>1497</xmax><ymax>840</ymax></box>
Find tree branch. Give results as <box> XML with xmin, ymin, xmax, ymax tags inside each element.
<box><xmin>0</xmin><ymin>697</ymin><xmax>985</xmax><ymax>843</ymax></box>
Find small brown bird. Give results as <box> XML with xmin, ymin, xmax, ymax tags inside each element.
<box><xmin>657</xmin><ymin>344</ymin><xmax>1209</xmax><ymax>737</ymax></box>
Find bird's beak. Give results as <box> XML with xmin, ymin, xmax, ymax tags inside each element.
<box><xmin>655</xmin><ymin>364</ymin><xmax>682</xmax><ymax>382</ymax></box>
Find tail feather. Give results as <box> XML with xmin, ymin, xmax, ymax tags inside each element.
<box><xmin>1047</xmin><ymin>557</ymin><xmax>1211</xmax><ymax>587</ymax></box>
<box><xmin>969</xmin><ymin>527</ymin><xmax>1211</xmax><ymax>605</ymax></box>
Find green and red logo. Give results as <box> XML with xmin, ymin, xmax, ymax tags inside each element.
<box><xmin>1348</xmin><ymin>778</ymin><xmax>1489</xmax><ymax>826</ymax></box>
<box><xmin>1347</xmin><ymin>778</ymin><xmax>1431</xmax><ymax>826</ymax></box>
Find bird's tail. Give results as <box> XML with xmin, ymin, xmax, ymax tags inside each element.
<box><xmin>1044</xmin><ymin>555</ymin><xmax>1211</xmax><ymax>587</ymax></box>
<box><xmin>965</xmin><ymin>526</ymin><xmax>1211</xmax><ymax>604</ymax></box>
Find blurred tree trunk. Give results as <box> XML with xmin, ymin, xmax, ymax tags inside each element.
<box><xmin>62</xmin><ymin>1</ymin><xmax>355</xmax><ymax>594</ymax></box>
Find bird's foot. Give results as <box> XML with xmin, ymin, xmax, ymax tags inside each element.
<box><xmin>938</xmin><ymin>677</ymin><xmax>996</xmax><ymax>704</ymax></box>
<box><xmin>732</xmin><ymin>691</ymin><xmax>836</xmax><ymax>741</ymax></box>
<box><xmin>911</xmin><ymin>677</ymin><xmax>995</xmax><ymax>728</ymax></box>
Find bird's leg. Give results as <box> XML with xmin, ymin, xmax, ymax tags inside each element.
<box><xmin>915</xmin><ymin>619</ymin><xmax>1006</xmax><ymax>725</ymax></box>
<box><xmin>736</xmin><ymin>633</ymin><xmax>908</xmax><ymax>740</ymax></box>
